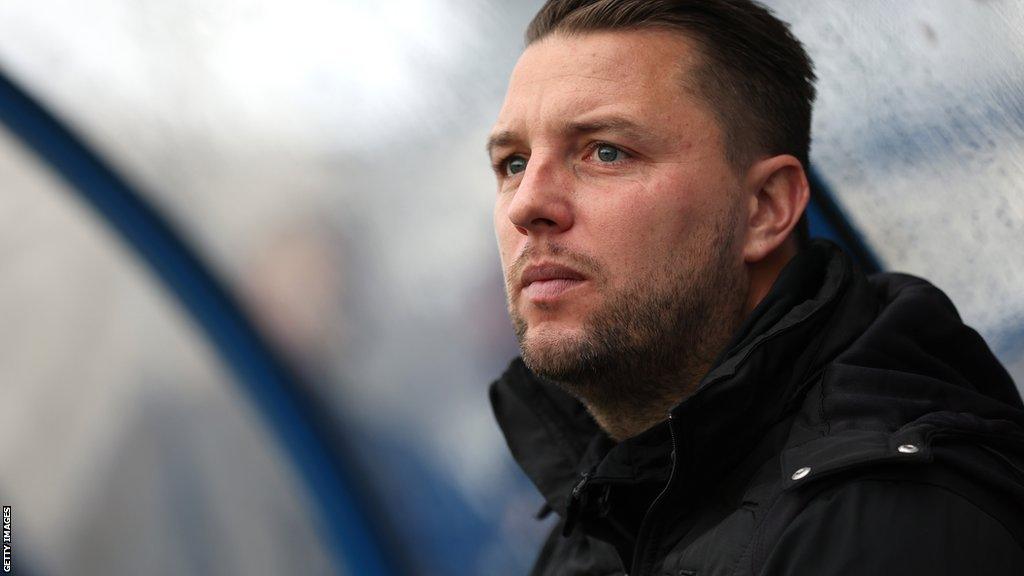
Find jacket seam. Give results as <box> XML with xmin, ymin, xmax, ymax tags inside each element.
<box><xmin>733</xmin><ymin>488</ymin><xmax>793</xmax><ymax>576</ymax></box>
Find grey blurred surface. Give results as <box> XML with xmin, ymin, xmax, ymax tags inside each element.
<box><xmin>770</xmin><ymin>0</ymin><xmax>1024</xmax><ymax>379</ymax></box>
<box><xmin>0</xmin><ymin>125</ymin><xmax>335</xmax><ymax>575</ymax></box>
<box><xmin>0</xmin><ymin>1</ymin><xmax>1022</xmax><ymax>574</ymax></box>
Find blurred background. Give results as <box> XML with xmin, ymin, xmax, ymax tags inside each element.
<box><xmin>0</xmin><ymin>1</ymin><xmax>1022</xmax><ymax>574</ymax></box>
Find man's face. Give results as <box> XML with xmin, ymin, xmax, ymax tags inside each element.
<box><xmin>489</xmin><ymin>29</ymin><xmax>749</xmax><ymax>388</ymax></box>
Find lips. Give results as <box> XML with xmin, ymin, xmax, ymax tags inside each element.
<box><xmin>520</xmin><ymin>263</ymin><xmax>586</xmax><ymax>302</ymax></box>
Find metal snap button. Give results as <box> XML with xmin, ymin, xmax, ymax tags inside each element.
<box><xmin>898</xmin><ymin>444</ymin><xmax>920</xmax><ymax>454</ymax></box>
<box><xmin>791</xmin><ymin>466</ymin><xmax>811</xmax><ymax>480</ymax></box>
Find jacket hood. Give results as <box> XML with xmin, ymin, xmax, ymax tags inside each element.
<box><xmin>490</xmin><ymin>241</ymin><xmax>1024</xmax><ymax>518</ymax></box>
<box><xmin>779</xmin><ymin>271</ymin><xmax>1024</xmax><ymax>493</ymax></box>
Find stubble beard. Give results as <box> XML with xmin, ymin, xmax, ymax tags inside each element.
<box><xmin>508</xmin><ymin>220</ymin><xmax>748</xmax><ymax>433</ymax></box>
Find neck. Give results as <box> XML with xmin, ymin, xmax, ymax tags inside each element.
<box><xmin>580</xmin><ymin>363</ymin><xmax>712</xmax><ymax>440</ymax></box>
<box><xmin>559</xmin><ymin>306</ymin><xmax>743</xmax><ymax>441</ymax></box>
<box><xmin>745</xmin><ymin>241</ymin><xmax>799</xmax><ymax>314</ymax></box>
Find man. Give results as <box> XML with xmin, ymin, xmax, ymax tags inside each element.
<box><xmin>486</xmin><ymin>1</ymin><xmax>1024</xmax><ymax>575</ymax></box>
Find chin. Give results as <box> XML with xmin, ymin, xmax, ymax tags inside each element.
<box><xmin>518</xmin><ymin>322</ymin><xmax>594</xmax><ymax>380</ymax></box>
<box><xmin>521</xmin><ymin>320</ymin><xmax>579</xmax><ymax>352</ymax></box>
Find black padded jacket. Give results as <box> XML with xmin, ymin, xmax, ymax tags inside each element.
<box><xmin>490</xmin><ymin>241</ymin><xmax>1024</xmax><ymax>576</ymax></box>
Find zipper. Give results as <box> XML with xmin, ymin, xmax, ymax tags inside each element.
<box><xmin>572</xmin><ymin>471</ymin><xmax>591</xmax><ymax>499</ymax></box>
<box><xmin>562</xmin><ymin>471</ymin><xmax>591</xmax><ymax>537</ymax></box>
<box><xmin>629</xmin><ymin>412</ymin><xmax>680</xmax><ymax>576</ymax></box>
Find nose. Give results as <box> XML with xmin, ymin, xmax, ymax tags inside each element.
<box><xmin>505</xmin><ymin>154</ymin><xmax>574</xmax><ymax>237</ymax></box>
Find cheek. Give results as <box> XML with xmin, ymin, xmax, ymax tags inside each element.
<box><xmin>574</xmin><ymin>208</ymin><xmax>667</xmax><ymax>287</ymax></box>
<box><xmin>602</xmin><ymin>181</ymin><xmax>695</xmax><ymax>245</ymax></box>
<box><xmin>588</xmin><ymin>182</ymin><xmax>716</xmax><ymax>277</ymax></box>
<box><xmin>493</xmin><ymin>204</ymin><xmax>520</xmax><ymax>267</ymax></box>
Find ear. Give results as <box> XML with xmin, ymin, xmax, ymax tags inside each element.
<box><xmin>741</xmin><ymin>155</ymin><xmax>810</xmax><ymax>264</ymax></box>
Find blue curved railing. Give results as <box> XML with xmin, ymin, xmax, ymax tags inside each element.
<box><xmin>0</xmin><ymin>69</ymin><xmax>404</xmax><ymax>576</ymax></box>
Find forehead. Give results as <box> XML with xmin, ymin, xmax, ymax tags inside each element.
<box><xmin>493</xmin><ymin>29</ymin><xmax>706</xmax><ymax>133</ymax></box>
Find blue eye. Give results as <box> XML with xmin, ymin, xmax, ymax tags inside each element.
<box><xmin>595</xmin><ymin>144</ymin><xmax>621</xmax><ymax>163</ymax></box>
<box><xmin>505</xmin><ymin>156</ymin><xmax>527</xmax><ymax>176</ymax></box>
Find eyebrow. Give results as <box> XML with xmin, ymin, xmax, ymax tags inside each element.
<box><xmin>486</xmin><ymin>116</ymin><xmax>650</xmax><ymax>159</ymax></box>
<box><xmin>566</xmin><ymin>117</ymin><xmax>648</xmax><ymax>140</ymax></box>
<box><xmin>486</xmin><ymin>130</ymin><xmax>519</xmax><ymax>159</ymax></box>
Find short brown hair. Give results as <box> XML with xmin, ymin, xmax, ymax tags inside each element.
<box><xmin>526</xmin><ymin>0</ymin><xmax>816</xmax><ymax>245</ymax></box>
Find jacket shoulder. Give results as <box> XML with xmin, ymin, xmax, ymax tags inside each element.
<box><xmin>756</xmin><ymin>472</ymin><xmax>1024</xmax><ymax>575</ymax></box>
<box><xmin>743</xmin><ymin>403</ymin><xmax>1024</xmax><ymax>576</ymax></box>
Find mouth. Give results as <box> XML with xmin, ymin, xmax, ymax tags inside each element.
<box><xmin>519</xmin><ymin>263</ymin><xmax>587</xmax><ymax>303</ymax></box>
